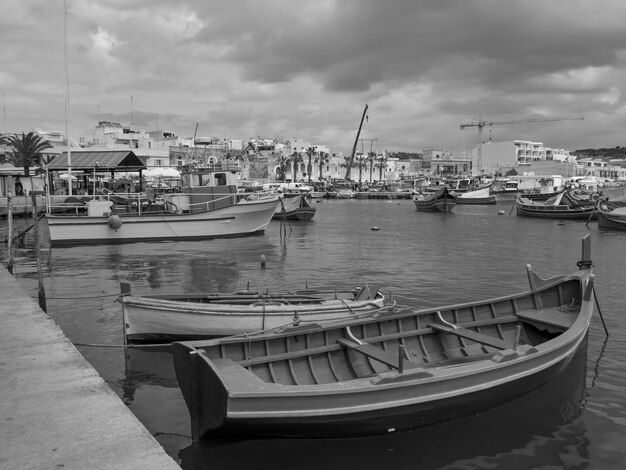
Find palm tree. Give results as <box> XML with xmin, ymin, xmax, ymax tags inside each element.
<box><xmin>316</xmin><ymin>151</ymin><xmax>329</xmax><ymax>181</ymax></box>
<box><xmin>375</xmin><ymin>154</ymin><xmax>389</xmax><ymax>181</ymax></box>
<box><xmin>275</xmin><ymin>154</ymin><xmax>289</xmax><ymax>181</ymax></box>
<box><xmin>0</xmin><ymin>131</ymin><xmax>53</xmax><ymax>177</ymax></box>
<box><xmin>305</xmin><ymin>146</ymin><xmax>316</xmax><ymax>182</ymax></box>
<box><xmin>291</xmin><ymin>151</ymin><xmax>303</xmax><ymax>182</ymax></box>
<box><xmin>356</xmin><ymin>154</ymin><xmax>367</xmax><ymax>185</ymax></box>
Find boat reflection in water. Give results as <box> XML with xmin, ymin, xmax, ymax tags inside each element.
<box><xmin>177</xmin><ymin>340</ymin><xmax>590</xmax><ymax>470</ymax></box>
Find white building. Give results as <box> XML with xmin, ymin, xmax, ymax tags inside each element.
<box><xmin>480</xmin><ymin>139</ymin><xmax>574</xmax><ymax>170</ymax></box>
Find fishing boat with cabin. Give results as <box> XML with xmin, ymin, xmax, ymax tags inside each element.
<box><xmin>45</xmin><ymin>158</ymin><xmax>279</xmax><ymax>246</ymax></box>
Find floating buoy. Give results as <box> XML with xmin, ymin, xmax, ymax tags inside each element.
<box><xmin>107</xmin><ymin>214</ymin><xmax>122</xmax><ymax>230</ymax></box>
<box><xmin>371</xmin><ymin>226</ymin><xmax>380</xmax><ymax>231</ymax></box>
<box><xmin>260</xmin><ymin>254</ymin><xmax>266</xmax><ymax>269</ymax></box>
<box><xmin>497</xmin><ymin>210</ymin><xmax>505</xmax><ymax>215</ymax></box>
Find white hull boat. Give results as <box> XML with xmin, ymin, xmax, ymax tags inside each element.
<box><xmin>120</xmin><ymin>284</ymin><xmax>394</xmax><ymax>343</ymax></box>
<box><xmin>45</xmin><ymin>165</ymin><xmax>280</xmax><ymax>246</ymax></box>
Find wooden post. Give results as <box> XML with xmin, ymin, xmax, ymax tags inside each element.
<box><xmin>189</xmin><ymin>351</ymin><xmax>200</xmax><ymax>443</ymax></box>
<box><xmin>7</xmin><ymin>193</ymin><xmax>14</xmax><ymax>274</ymax></box>
<box><xmin>31</xmin><ymin>193</ymin><xmax>47</xmax><ymax>312</ymax></box>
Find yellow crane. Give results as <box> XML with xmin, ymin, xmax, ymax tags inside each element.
<box><xmin>460</xmin><ymin>116</ymin><xmax>584</xmax><ymax>174</ymax></box>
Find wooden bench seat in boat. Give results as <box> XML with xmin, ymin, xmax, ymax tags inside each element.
<box><xmin>337</xmin><ymin>338</ymin><xmax>420</xmax><ymax>372</ymax></box>
<box><xmin>515</xmin><ymin>306</ymin><xmax>577</xmax><ymax>330</ymax></box>
<box><xmin>427</xmin><ymin>323</ymin><xmax>512</xmax><ymax>350</ymax></box>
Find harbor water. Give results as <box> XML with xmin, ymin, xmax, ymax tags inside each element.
<box><xmin>1</xmin><ymin>197</ymin><xmax>625</xmax><ymax>469</ymax></box>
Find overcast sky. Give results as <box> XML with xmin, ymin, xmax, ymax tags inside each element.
<box><xmin>2</xmin><ymin>0</ymin><xmax>626</xmax><ymax>155</ymax></box>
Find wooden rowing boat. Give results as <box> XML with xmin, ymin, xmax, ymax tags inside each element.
<box><xmin>413</xmin><ymin>186</ymin><xmax>456</xmax><ymax>212</ymax></box>
<box><xmin>596</xmin><ymin>199</ymin><xmax>626</xmax><ymax>230</ymax></box>
<box><xmin>272</xmin><ymin>194</ymin><xmax>317</xmax><ymax>221</ymax></box>
<box><xmin>121</xmin><ymin>284</ymin><xmax>394</xmax><ymax>343</ymax></box>
<box><xmin>515</xmin><ymin>190</ymin><xmax>596</xmax><ymax>219</ymax></box>
<box><xmin>452</xmin><ymin>186</ymin><xmax>497</xmax><ymax>205</ymax></box>
<box><xmin>172</xmin><ymin>236</ymin><xmax>596</xmax><ymax>440</ymax></box>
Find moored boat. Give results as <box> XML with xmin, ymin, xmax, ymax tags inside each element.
<box><xmin>121</xmin><ymin>283</ymin><xmax>394</xmax><ymax>343</ymax></box>
<box><xmin>515</xmin><ymin>190</ymin><xmax>596</xmax><ymax>219</ymax></box>
<box><xmin>45</xmin><ymin>164</ymin><xmax>280</xmax><ymax>246</ymax></box>
<box><xmin>596</xmin><ymin>199</ymin><xmax>626</xmax><ymax>230</ymax></box>
<box><xmin>272</xmin><ymin>194</ymin><xmax>316</xmax><ymax>221</ymax></box>
<box><xmin>452</xmin><ymin>186</ymin><xmax>497</xmax><ymax>205</ymax></box>
<box><xmin>172</xmin><ymin>236</ymin><xmax>596</xmax><ymax>440</ymax></box>
<box><xmin>413</xmin><ymin>186</ymin><xmax>456</xmax><ymax>212</ymax></box>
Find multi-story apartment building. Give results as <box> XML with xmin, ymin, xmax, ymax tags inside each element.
<box><xmin>480</xmin><ymin>139</ymin><xmax>574</xmax><ymax>171</ymax></box>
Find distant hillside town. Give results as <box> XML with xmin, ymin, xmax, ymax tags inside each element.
<box><xmin>2</xmin><ymin>120</ymin><xmax>626</xmax><ymax>198</ymax></box>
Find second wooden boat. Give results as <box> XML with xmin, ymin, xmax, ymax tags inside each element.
<box><xmin>596</xmin><ymin>199</ymin><xmax>626</xmax><ymax>230</ymax></box>
<box><xmin>515</xmin><ymin>190</ymin><xmax>596</xmax><ymax>219</ymax></box>
<box><xmin>121</xmin><ymin>284</ymin><xmax>394</xmax><ymax>343</ymax></box>
<box><xmin>173</xmin><ymin>237</ymin><xmax>596</xmax><ymax>440</ymax></box>
<box><xmin>272</xmin><ymin>195</ymin><xmax>317</xmax><ymax>221</ymax></box>
<box><xmin>413</xmin><ymin>186</ymin><xmax>456</xmax><ymax>212</ymax></box>
<box><xmin>453</xmin><ymin>186</ymin><xmax>497</xmax><ymax>205</ymax></box>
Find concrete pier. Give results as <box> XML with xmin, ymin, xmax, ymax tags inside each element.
<box><xmin>0</xmin><ymin>266</ymin><xmax>180</xmax><ymax>469</ymax></box>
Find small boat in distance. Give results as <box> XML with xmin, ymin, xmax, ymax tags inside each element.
<box><xmin>120</xmin><ymin>283</ymin><xmax>394</xmax><ymax>343</ymax></box>
<box><xmin>453</xmin><ymin>186</ymin><xmax>497</xmax><ymax>205</ymax></box>
<box><xmin>172</xmin><ymin>236</ymin><xmax>596</xmax><ymax>440</ymax></box>
<box><xmin>596</xmin><ymin>198</ymin><xmax>626</xmax><ymax>230</ymax></box>
<box><xmin>272</xmin><ymin>194</ymin><xmax>316</xmax><ymax>221</ymax></box>
<box><xmin>413</xmin><ymin>186</ymin><xmax>456</xmax><ymax>212</ymax></box>
<box><xmin>45</xmin><ymin>163</ymin><xmax>280</xmax><ymax>246</ymax></box>
<box><xmin>515</xmin><ymin>190</ymin><xmax>596</xmax><ymax>219</ymax></box>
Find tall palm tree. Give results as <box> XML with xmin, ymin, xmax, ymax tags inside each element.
<box><xmin>291</xmin><ymin>151</ymin><xmax>303</xmax><ymax>182</ymax></box>
<box><xmin>275</xmin><ymin>154</ymin><xmax>289</xmax><ymax>181</ymax></box>
<box><xmin>305</xmin><ymin>146</ymin><xmax>316</xmax><ymax>182</ymax></box>
<box><xmin>316</xmin><ymin>151</ymin><xmax>329</xmax><ymax>181</ymax></box>
<box><xmin>0</xmin><ymin>131</ymin><xmax>53</xmax><ymax>177</ymax></box>
<box><xmin>368</xmin><ymin>151</ymin><xmax>376</xmax><ymax>183</ymax></box>
<box><xmin>375</xmin><ymin>154</ymin><xmax>389</xmax><ymax>181</ymax></box>
<box><xmin>356</xmin><ymin>154</ymin><xmax>367</xmax><ymax>185</ymax></box>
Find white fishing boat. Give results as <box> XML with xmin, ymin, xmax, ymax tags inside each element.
<box><xmin>45</xmin><ymin>164</ymin><xmax>280</xmax><ymax>246</ymax></box>
<box><xmin>120</xmin><ymin>283</ymin><xmax>395</xmax><ymax>343</ymax></box>
<box><xmin>453</xmin><ymin>186</ymin><xmax>497</xmax><ymax>205</ymax></box>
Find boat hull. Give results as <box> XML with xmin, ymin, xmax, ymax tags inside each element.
<box><xmin>182</xmin><ymin>339</ymin><xmax>585</xmax><ymax>438</ymax></box>
<box><xmin>46</xmin><ymin>197</ymin><xmax>279</xmax><ymax>246</ymax></box>
<box><xmin>597</xmin><ymin>201</ymin><xmax>626</xmax><ymax>230</ymax></box>
<box><xmin>455</xmin><ymin>195</ymin><xmax>497</xmax><ymax>205</ymax></box>
<box><xmin>272</xmin><ymin>195</ymin><xmax>317</xmax><ymax>221</ymax></box>
<box><xmin>122</xmin><ymin>291</ymin><xmax>390</xmax><ymax>342</ymax></box>
<box><xmin>515</xmin><ymin>192</ymin><xmax>596</xmax><ymax>219</ymax></box>
<box><xmin>515</xmin><ymin>204</ymin><xmax>596</xmax><ymax>219</ymax></box>
<box><xmin>413</xmin><ymin>187</ymin><xmax>456</xmax><ymax>212</ymax></box>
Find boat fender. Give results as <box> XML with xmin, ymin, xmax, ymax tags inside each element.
<box><xmin>107</xmin><ymin>214</ymin><xmax>123</xmax><ymax>230</ymax></box>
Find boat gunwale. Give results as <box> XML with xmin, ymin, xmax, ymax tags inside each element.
<box><xmin>185</xmin><ymin>271</ymin><xmax>577</xmax><ymax>348</ymax></box>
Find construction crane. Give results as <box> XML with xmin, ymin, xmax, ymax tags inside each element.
<box><xmin>460</xmin><ymin>116</ymin><xmax>584</xmax><ymax>174</ymax></box>
<box><xmin>345</xmin><ymin>104</ymin><xmax>368</xmax><ymax>181</ymax></box>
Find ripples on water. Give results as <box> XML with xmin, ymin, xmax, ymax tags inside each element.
<box><xmin>1</xmin><ymin>198</ymin><xmax>625</xmax><ymax>468</ymax></box>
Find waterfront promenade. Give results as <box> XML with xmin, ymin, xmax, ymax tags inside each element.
<box><xmin>0</xmin><ymin>266</ymin><xmax>180</xmax><ymax>469</ymax></box>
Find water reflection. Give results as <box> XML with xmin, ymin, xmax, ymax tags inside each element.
<box><xmin>121</xmin><ymin>345</ymin><xmax>178</xmax><ymax>405</ymax></box>
<box><xmin>177</xmin><ymin>344</ymin><xmax>589</xmax><ymax>470</ymax></box>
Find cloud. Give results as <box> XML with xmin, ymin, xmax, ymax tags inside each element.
<box><xmin>2</xmin><ymin>0</ymin><xmax>626</xmax><ymax>152</ymax></box>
